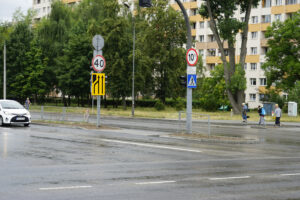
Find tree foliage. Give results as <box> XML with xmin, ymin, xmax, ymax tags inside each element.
<box><xmin>262</xmin><ymin>12</ymin><xmax>300</xmax><ymax>92</ymax></box>
<box><xmin>194</xmin><ymin>65</ymin><xmax>229</xmax><ymax>111</ymax></box>
<box><xmin>199</xmin><ymin>0</ymin><xmax>259</xmax><ymax>113</ymax></box>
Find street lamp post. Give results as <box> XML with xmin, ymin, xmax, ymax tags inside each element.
<box><xmin>124</xmin><ymin>2</ymin><xmax>135</xmax><ymax>117</ymax></box>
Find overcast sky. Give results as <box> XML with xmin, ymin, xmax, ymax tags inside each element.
<box><xmin>0</xmin><ymin>0</ymin><xmax>32</xmax><ymax>22</ymax></box>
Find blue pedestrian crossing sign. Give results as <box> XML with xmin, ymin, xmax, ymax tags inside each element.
<box><xmin>187</xmin><ymin>74</ymin><xmax>197</xmax><ymax>88</ymax></box>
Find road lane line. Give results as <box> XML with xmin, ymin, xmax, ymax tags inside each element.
<box><xmin>209</xmin><ymin>176</ymin><xmax>251</xmax><ymax>181</ymax></box>
<box><xmin>280</xmin><ymin>173</ymin><xmax>300</xmax><ymax>176</ymax></box>
<box><xmin>135</xmin><ymin>181</ymin><xmax>176</xmax><ymax>185</ymax></box>
<box><xmin>100</xmin><ymin>139</ymin><xmax>202</xmax><ymax>153</ymax></box>
<box><xmin>39</xmin><ymin>185</ymin><xmax>92</xmax><ymax>191</ymax></box>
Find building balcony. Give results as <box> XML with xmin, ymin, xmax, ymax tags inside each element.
<box><xmin>195</xmin><ymin>41</ymin><xmax>228</xmax><ymax>50</ymax></box>
<box><xmin>261</xmin><ymin>38</ymin><xmax>269</xmax><ymax>47</ymax></box>
<box><xmin>190</xmin><ymin>15</ymin><xmax>205</xmax><ymax>22</ymax></box>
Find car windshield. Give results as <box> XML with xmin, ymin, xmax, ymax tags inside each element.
<box><xmin>0</xmin><ymin>101</ymin><xmax>24</xmax><ymax>109</ymax></box>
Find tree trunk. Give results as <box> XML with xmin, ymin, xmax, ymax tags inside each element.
<box><xmin>206</xmin><ymin>0</ymin><xmax>248</xmax><ymax>113</ymax></box>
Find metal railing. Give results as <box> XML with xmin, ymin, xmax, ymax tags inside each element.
<box><xmin>31</xmin><ymin>106</ymin><xmax>92</xmax><ymax>123</ymax></box>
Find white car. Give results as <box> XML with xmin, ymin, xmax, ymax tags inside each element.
<box><xmin>0</xmin><ymin>100</ymin><xmax>31</xmax><ymax>127</ymax></box>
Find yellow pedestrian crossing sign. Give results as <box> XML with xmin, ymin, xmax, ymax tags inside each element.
<box><xmin>92</xmin><ymin>73</ymin><xmax>105</xmax><ymax>95</ymax></box>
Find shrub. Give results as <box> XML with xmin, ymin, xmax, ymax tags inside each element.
<box><xmin>154</xmin><ymin>100</ymin><xmax>165</xmax><ymax>111</ymax></box>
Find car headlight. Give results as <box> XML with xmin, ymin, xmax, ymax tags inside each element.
<box><xmin>3</xmin><ymin>111</ymin><xmax>12</xmax><ymax>115</ymax></box>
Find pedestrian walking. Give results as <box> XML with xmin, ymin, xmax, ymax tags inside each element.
<box><xmin>258</xmin><ymin>105</ymin><xmax>266</xmax><ymax>126</ymax></box>
<box><xmin>274</xmin><ymin>104</ymin><xmax>282</xmax><ymax>127</ymax></box>
<box><xmin>242</xmin><ymin>103</ymin><xmax>248</xmax><ymax>123</ymax></box>
<box><xmin>25</xmin><ymin>97</ymin><xmax>31</xmax><ymax>110</ymax></box>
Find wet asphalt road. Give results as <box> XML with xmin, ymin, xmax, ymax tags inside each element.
<box><xmin>0</xmin><ymin>124</ymin><xmax>300</xmax><ymax>200</ymax></box>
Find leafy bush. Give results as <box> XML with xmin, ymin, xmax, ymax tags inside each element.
<box><xmin>154</xmin><ymin>100</ymin><xmax>165</xmax><ymax>111</ymax></box>
<box><xmin>175</xmin><ymin>98</ymin><xmax>185</xmax><ymax>111</ymax></box>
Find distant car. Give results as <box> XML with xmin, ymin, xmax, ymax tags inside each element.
<box><xmin>0</xmin><ymin>100</ymin><xmax>31</xmax><ymax>127</ymax></box>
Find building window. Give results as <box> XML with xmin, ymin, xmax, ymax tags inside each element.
<box><xmin>251</xmin><ymin>32</ymin><xmax>257</xmax><ymax>39</ymax></box>
<box><xmin>250</xmin><ymin>78</ymin><xmax>257</xmax><ymax>86</ymax></box>
<box><xmin>251</xmin><ymin>16</ymin><xmax>258</xmax><ymax>24</ymax></box>
<box><xmin>275</xmin><ymin>0</ymin><xmax>282</xmax><ymax>5</ymax></box>
<box><xmin>259</xmin><ymin>94</ymin><xmax>266</xmax><ymax>101</ymax></box>
<box><xmin>275</xmin><ymin>14</ymin><xmax>281</xmax><ymax>21</ymax></box>
<box><xmin>208</xmin><ymin>49</ymin><xmax>216</xmax><ymax>56</ymax></box>
<box><xmin>191</xmin><ymin>9</ymin><xmax>197</xmax><ymax>16</ymax></box>
<box><xmin>260</xmin><ymin>78</ymin><xmax>267</xmax><ymax>86</ymax></box>
<box><xmin>37</xmin><ymin>0</ymin><xmax>41</xmax><ymax>4</ymax></box>
<box><xmin>286</xmin><ymin>0</ymin><xmax>297</xmax><ymax>5</ymax></box>
<box><xmin>262</xmin><ymin>0</ymin><xmax>272</xmax><ymax>7</ymax></box>
<box><xmin>240</xmin><ymin>17</ymin><xmax>245</xmax><ymax>22</ymax></box>
<box><xmin>207</xmin><ymin>21</ymin><xmax>210</xmax><ymax>28</ymax></box>
<box><xmin>199</xmin><ymin>21</ymin><xmax>204</xmax><ymax>29</ymax></box>
<box><xmin>199</xmin><ymin>50</ymin><xmax>204</xmax><ymax>56</ymax></box>
<box><xmin>208</xmin><ymin>35</ymin><xmax>215</xmax><ymax>42</ymax></box>
<box><xmin>250</xmin><ymin>94</ymin><xmax>257</xmax><ymax>101</ymax></box>
<box><xmin>192</xmin><ymin>23</ymin><xmax>196</xmax><ymax>29</ymax></box>
<box><xmin>262</xmin><ymin>47</ymin><xmax>269</xmax><ymax>55</ymax></box>
<box><xmin>208</xmin><ymin>64</ymin><xmax>215</xmax><ymax>71</ymax></box>
<box><xmin>244</xmin><ymin>63</ymin><xmax>247</xmax><ymax>70</ymax></box>
<box><xmin>250</xmin><ymin>63</ymin><xmax>257</xmax><ymax>70</ymax></box>
<box><xmin>251</xmin><ymin>47</ymin><xmax>257</xmax><ymax>55</ymax></box>
<box><xmin>199</xmin><ymin>35</ymin><xmax>204</xmax><ymax>42</ymax></box>
<box><xmin>262</xmin><ymin>15</ymin><xmax>271</xmax><ymax>23</ymax></box>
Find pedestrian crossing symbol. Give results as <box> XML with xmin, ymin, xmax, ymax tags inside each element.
<box><xmin>92</xmin><ymin>73</ymin><xmax>105</xmax><ymax>95</ymax></box>
<box><xmin>187</xmin><ymin>74</ymin><xmax>197</xmax><ymax>88</ymax></box>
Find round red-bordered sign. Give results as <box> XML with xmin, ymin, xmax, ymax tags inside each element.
<box><xmin>92</xmin><ymin>55</ymin><xmax>106</xmax><ymax>72</ymax></box>
<box><xmin>186</xmin><ymin>48</ymin><xmax>198</xmax><ymax>66</ymax></box>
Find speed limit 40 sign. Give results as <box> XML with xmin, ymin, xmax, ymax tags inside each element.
<box><xmin>186</xmin><ymin>48</ymin><xmax>198</xmax><ymax>66</ymax></box>
<box><xmin>92</xmin><ymin>55</ymin><xmax>106</xmax><ymax>72</ymax></box>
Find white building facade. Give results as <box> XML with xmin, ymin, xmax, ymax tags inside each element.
<box><xmin>32</xmin><ymin>0</ymin><xmax>81</xmax><ymax>21</ymax></box>
<box><xmin>169</xmin><ymin>0</ymin><xmax>300</xmax><ymax>108</ymax></box>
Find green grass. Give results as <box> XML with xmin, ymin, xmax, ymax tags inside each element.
<box><xmin>29</xmin><ymin>105</ymin><xmax>300</xmax><ymax>123</ymax></box>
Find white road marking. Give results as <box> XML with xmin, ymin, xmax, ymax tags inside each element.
<box><xmin>209</xmin><ymin>176</ymin><xmax>251</xmax><ymax>181</ymax></box>
<box><xmin>280</xmin><ymin>173</ymin><xmax>300</xmax><ymax>176</ymax></box>
<box><xmin>39</xmin><ymin>185</ymin><xmax>92</xmax><ymax>191</ymax></box>
<box><xmin>100</xmin><ymin>139</ymin><xmax>202</xmax><ymax>153</ymax></box>
<box><xmin>135</xmin><ymin>180</ymin><xmax>176</xmax><ymax>185</ymax></box>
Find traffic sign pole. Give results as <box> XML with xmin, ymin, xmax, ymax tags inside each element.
<box><xmin>92</xmin><ymin>35</ymin><xmax>105</xmax><ymax>128</ymax></box>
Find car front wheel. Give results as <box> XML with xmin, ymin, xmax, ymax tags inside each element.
<box><xmin>0</xmin><ymin>116</ymin><xmax>3</xmax><ymax>126</ymax></box>
<box><xmin>24</xmin><ymin>123</ymin><xmax>30</xmax><ymax>127</ymax></box>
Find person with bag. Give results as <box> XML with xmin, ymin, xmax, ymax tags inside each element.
<box><xmin>242</xmin><ymin>103</ymin><xmax>248</xmax><ymax>123</ymax></box>
<box><xmin>258</xmin><ymin>105</ymin><xmax>266</xmax><ymax>126</ymax></box>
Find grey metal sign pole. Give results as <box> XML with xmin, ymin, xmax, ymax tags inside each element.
<box><xmin>3</xmin><ymin>41</ymin><xmax>6</xmax><ymax>100</ymax></box>
<box><xmin>92</xmin><ymin>35</ymin><xmax>104</xmax><ymax>127</ymax></box>
<box><xmin>175</xmin><ymin>0</ymin><xmax>192</xmax><ymax>133</ymax></box>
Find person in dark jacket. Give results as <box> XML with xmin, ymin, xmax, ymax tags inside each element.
<box><xmin>258</xmin><ymin>105</ymin><xmax>265</xmax><ymax>126</ymax></box>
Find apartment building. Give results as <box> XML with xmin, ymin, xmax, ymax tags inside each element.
<box><xmin>32</xmin><ymin>0</ymin><xmax>81</xmax><ymax>21</ymax></box>
<box><xmin>170</xmin><ymin>0</ymin><xmax>300</xmax><ymax>108</ymax></box>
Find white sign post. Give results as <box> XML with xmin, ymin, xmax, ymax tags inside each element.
<box><xmin>92</xmin><ymin>35</ymin><xmax>105</xmax><ymax>127</ymax></box>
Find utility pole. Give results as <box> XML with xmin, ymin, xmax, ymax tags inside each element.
<box><xmin>3</xmin><ymin>41</ymin><xmax>6</xmax><ymax>100</ymax></box>
<box><xmin>124</xmin><ymin>2</ymin><xmax>136</xmax><ymax>117</ymax></box>
<box><xmin>174</xmin><ymin>0</ymin><xmax>193</xmax><ymax>134</ymax></box>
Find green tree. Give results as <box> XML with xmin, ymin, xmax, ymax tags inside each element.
<box><xmin>37</xmin><ymin>1</ymin><xmax>72</xmax><ymax>103</ymax></box>
<box><xmin>262</xmin><ymin>12</ymin><xmax>300</xmax><ymax>91</ymax></box>
<box><xmin>199</xmin><ymin>0</ymin><xmax>259</xmax><ymax>113</ymax></box>
<box><xmin>137</xmin><ymin>0</ymin><xmax>187</xmax><ymax>103</ymax></box>
<box><xmin>56</xmin><ymin>19</ymin><xmax>92</xmax><ymax>106</ymax></box>
<box><xmin>6</xmin><ymin>20</ymin><xmax>33</xmax><ymax>99</ymax></box>
<box><xmin>21</xmin><ymin>39</ymin><xmax>48</xmax><ymax>103</ymax></box>
<box><xmin>194</xmin><ymin>65</ymin><xmax>230</xmax><ymax>111</ymax></box>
